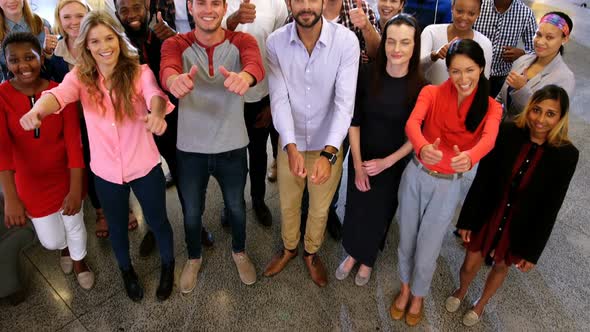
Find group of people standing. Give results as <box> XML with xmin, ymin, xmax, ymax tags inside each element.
<box><xmin>0</xmin><ymin>0</ymin><xmax>579</xmax><ymax>328</ymax></box>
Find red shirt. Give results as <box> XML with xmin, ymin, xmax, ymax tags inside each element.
<box><xmin>0</xmin><ymin>81</ymin><xmax>84</xmax><ymax>218</ymax></box>
<box><xmin>405</xmin><ymin>80</ymin><xmax>503</xmax><ymax>174</ymax></box>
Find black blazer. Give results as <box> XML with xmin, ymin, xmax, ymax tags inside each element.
<box><xmin>457</xmin><ymin>122</ymin><xmax>579</xmax><ymax>264</ymax></box>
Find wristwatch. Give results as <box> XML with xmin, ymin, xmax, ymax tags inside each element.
<box><xmin>320</xmin><ymin>150</ymin><xmax>337</xmax><ymax>165</ymax></box>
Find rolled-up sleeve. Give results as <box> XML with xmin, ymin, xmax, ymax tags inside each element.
<box><xmin>139</xmin><ymin>65</ymin><xmax>175</xmax><ymax>115</ymax></box>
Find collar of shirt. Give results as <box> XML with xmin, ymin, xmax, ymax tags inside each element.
<box><xmin>7</xmin><ymin>17</ymin><xmax>27</xmax><ymax>30</ymax></box>
<box><xmin>289</xmin><ymin>17</ymin><xmax>332</xmax><ymax>49</ymax></box>
<box><xmin>54</xmin><ymin>39</ymin><xmax>77</xmax><ymax>66</ymax></box>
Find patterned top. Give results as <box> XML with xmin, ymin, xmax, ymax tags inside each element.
<box><xmin>474</xmin><ymin>0</ymin><xmax>537</xmax><ymax>77</ymax></box>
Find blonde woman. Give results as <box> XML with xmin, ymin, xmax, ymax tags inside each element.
<box><xmin>20</xmin><ymin>11</ymin><xmax>175</xmax><ymax>302</ymax></box>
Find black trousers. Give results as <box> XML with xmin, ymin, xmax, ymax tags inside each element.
<box><xmin>244</xmin><ymin>96</ymin><xmax>272</xmax><ymax>201</ymax></box>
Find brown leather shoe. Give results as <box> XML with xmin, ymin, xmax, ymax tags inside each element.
<box><xmin>303</xmin><ymin>253</ymin><xmax>328</xmax><ymax>287</ymax></box>
<box><xmin>263</xmin><ymin>249</ymin><xmax>297</xmax><ymax>277</ymax></box>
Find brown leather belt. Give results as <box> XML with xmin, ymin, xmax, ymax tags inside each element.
<box><xmin>412</xmin><ymin>157</ymin><xmax>462</xmax><ymax>180</ymax></box>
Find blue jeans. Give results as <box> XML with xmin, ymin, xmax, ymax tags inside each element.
<box><xmin>94</xmin><ymin>165</ymin><xmax>174</xmax><ymax>270</ymax></box>
<box><xmin>177</xmin><ymin>147</ymin><xmax>248</xmax><ymax>259</ymax></box>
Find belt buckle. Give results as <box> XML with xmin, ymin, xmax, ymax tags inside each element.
<box><xmin>428</xmin><ymin>170</ymin><xmax>439</xmax><ymax>176</ymax></box>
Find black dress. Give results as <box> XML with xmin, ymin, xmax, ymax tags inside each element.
<box><xmin>342</xmin><ymin>66</ymin><xmax>412</xmax><ymax>267</ymax></box>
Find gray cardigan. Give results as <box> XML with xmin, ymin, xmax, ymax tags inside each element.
<box><xmin>496</xmin><ymin>53</ymin><xmax>575</xmax><ymax>119</ymax></box>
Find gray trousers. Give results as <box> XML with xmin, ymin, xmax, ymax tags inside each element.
<box><xmin>397</xmin><ymin>160</ymin><xmax>462</xmax><ymax>297</ymax></box>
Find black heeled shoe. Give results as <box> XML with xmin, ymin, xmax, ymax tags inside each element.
<box><xmin>156</xmin><ymin>260</ymin><xmax>175</xmax><ymax>301</ymax></box>
<box><xmin>121</xmin><ymin>266</ymin><xmax>143</xmax><ymax>302</ymax></box>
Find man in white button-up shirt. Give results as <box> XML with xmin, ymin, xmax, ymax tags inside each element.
<box><xmin>263</xmin><ymin>0</ymin><xmax>360</xmax><ymax>287</ymax></box>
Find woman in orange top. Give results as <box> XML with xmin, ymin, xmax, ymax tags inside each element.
<box><xmin>390</xmin><ymin>39</ymin><xmax>502</xmax><ymax>326</ymax></box>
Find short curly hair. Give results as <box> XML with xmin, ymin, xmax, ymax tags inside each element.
<box><xmin>2</xmin><ymin>32</ymin><xmax>42</xmax><ymax>59</ymax></box>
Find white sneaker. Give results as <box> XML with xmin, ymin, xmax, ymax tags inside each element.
<box><xmin>232</xmin><ymin>252</ymin><xmax>256</xmax><ymax>285</ymax></box>
<box><xmin>180</xmin><ymin>258</ymin><xmax>202</xmax><ymax>294</ymax></box>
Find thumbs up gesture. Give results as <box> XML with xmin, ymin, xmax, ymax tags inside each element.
<box><xmin>43</xmin><ymin>26</ymin><xmax>59</xmax><ymax>55</ymax></box>
<box><xmin>419</xmin><ymin>137</ymin><xmax>444</xmax><ymax>165</ymax></box>
<box><xmin>152</xmin><ymin>11</ymin><xmax>177</xmax><ymax>40</ymax></box>
<box><xmin>349</xmin><ymin>0</ymin><xmax>370</xmax><ymax>31</ymax></box>
<box><xmin>219</xmin><ymin>65</ymin><xmax>252</xmax><ymax>96</ymax></box>
<box><xmin>450</xmin><ymin>145</ymin><xmax>472</xmax><ymax>172</ymax></box>
<box><xmin>227</xmin><ymin>0</ymin><xmax>256</xmax><ymax>31</ymax></box>
<box><xmin>169</xmin><ymin>65</ymin><xmax>198</xmax><ymax>98</ymax></box>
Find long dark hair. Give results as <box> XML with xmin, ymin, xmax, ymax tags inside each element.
<box><xmin>445</xmin><ymin>39</ymin><xmax>489</xmax><ymax>132</ymax></box>
<box><xmin>372</xmin><ymin>13</ymin><xmax>426</xmax><ymax>106</ymax></box>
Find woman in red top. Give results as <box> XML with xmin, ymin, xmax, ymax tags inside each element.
<box><xmin>391</xmin><ymin>39</ymin><xmax>502</xmax><ymax>326</ymax></box>
<box><xmin>0</xmin><ymin>32</ymin><xmax>94</xmax><ymax>290</ymax></box>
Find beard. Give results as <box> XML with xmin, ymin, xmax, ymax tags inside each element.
<box><xmin>293</xmin><ymin>10</ymin><xmax>322</xmax><ymax>28</ymax></box>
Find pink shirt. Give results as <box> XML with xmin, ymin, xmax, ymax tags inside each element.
<box><xmin>46</xmin><ymin>64</ymin><xmax>174</xmax><ymax>184</ymax></box>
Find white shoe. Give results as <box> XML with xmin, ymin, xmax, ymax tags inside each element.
<box><xmin>354</xmin><ymin>266</ymin><xmax>372</xmax><ymax>286</ymax></box>
<box><xmin>60</xmin><ymin>256</ymin><xmax>73</xmax><ymax>274</ymax></box>
<box><xmin>462</xmin><ymin>309</ymin><xmax>482</xmax><ymax>326</ymax></box>
<box><xmin>180</xmin><ymin>258</ymin><xmax>202</xmax><ymax>294</ymax></box>
<box><xmin>445</xmin><ymin>294</ymin><xmax>462</xmax><ymax>313</ymax></box>
<box><xmin>335</xmin><ymin>256</ymin><xmax>354</xmax><ymax>281</ymax></box>
<box><xmin>232</xmin><ymin>252</ymin><xmax>256</xmax><ymax>285</ymax></box>
<box><xmin>76</xmin><ymin>270</ymin><xmax>95</xmax><ymax>290</ymax></box>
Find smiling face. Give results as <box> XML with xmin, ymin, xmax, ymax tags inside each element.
<box><xmin>0</xmin><ymin>0</ymin><xmax>23</xmax><ymax>20</ymax></box>
<box><xmin>451</xmin><ymin>0</ymin><xmax>480</xmax><ymax>32</ymax></box>
<box><xmin>290</xmin><ymin>0</ymin><xmax>323</xmax><ymax>29</ymax></box>
<box><xmin>534</xmin><ymin>22</ymin><xmax>568</xmax><ymax>58</ymax></box>
<box><xmin>448</xmin><ymin>53</ymin><xmax>482</xmax><ymax>99</ymax></box>
<box><xmin>527</xmin><ymin>98</ymin><xmax>562</xmax><ymax>140</ymax></box>
<box><xmin>116</xmin><ymin>0</ymin><xmax>147</xmax><ymax>32</ymax></box>
<box><xmin>5</xmin><ymin>41</ymin><xmax>42</xmax><ymax>85</ymax></box>
<box><xmin>86</xmin><ymin>24</ymin><xmax>120</xmax><ymax>70</ymax></box>
<box><xmin>378</xmin><ymin>0</ymin><xmax>403</xmax><ymax>23</ymax></box>
<box><xmin>59</xmin><ymin>2</ymin><xmax>88</xmax><ymax>40</ymax></box>
<box><xmin>384</xmin><ymin>23</ymin><xmax>415</xmax><ymax>68</ymax></box>
<box><xmin>189</xmin><ymin>0</ymin><xmax>227</xmax><ymax>34</ymax></box>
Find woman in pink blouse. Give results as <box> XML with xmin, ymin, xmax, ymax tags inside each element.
<box><xmin>20</xmin><ymin>11</ymin><xmax>175</xmax><ymax>302</ymax></box>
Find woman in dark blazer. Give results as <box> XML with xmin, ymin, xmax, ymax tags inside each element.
<box><xmin>445</xmin><ymin>85</ymin><xmax>579</xmax><ymax>326</ymax></box>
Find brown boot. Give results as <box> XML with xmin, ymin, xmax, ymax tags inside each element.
<box><xmin>303</xmin><ymin>253</ymin><xmax>328</xmax><ymax>287</ymax></box>
<box><xmin>263</xmin><ymin>248</ymin><xmax>297</xmax><ymax>277</ymax></box>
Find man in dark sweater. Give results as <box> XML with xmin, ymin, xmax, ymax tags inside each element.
<box><xmin>114</xmin><ymin>0</ymin><xmax>214</xmax><ymax>258</ymax></box>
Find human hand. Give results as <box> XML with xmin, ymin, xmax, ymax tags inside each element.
<box><xmin>219</xmin><ymin>66</ymin><xmax>251</xmax><ymax>96</ymax></box>
<box><xmin>350</xmin><ymin>0</ymin><xmax>370</xmax><ymax>31</ymax></box>
<box><xmin>501</xmin><ymin>46</ymin><xmax>525</xmax><ymax>62</ymax></box>
<box><xmin>450</xmin><ymin>145</ymin><xmax>472</xmax><ymax>173</ymax></box>
<box><xmin>310</xmin><ymin>155</ymin><xmax>331</xmax><ymax>185</ymax></box>
<box><xmin>62</xmin><ymin>191</ymin><xmax>82</xmax><ymax>216</ymax></box>
<box><xmin>286</xmin><ymin>144</ymin><xmax>306</xmax><ymax>178</ymax></box>
<box><xmin>144</xmin><ymin>112</ymin><xmax>167</xmax><ymax>135</ymax></box>
<box><xmin>362</xmin><ymin>158</ymin><xmax>392</xmax><ymax>177</ymax></box>
<box><xmin>458</xmin><ymin>229</ymin><xmax>472</xmax><ymax>243</ymax></box>
<box><xmin>228</xmin><ymin>0</ymin><xmax>256</xmax><ymax>29</ymax></box>
<box><xmin>4</xmin><ymin>198</ymin><xmax>27</xmax><ymax>228</ymax></box>
<box><xmin>153</xmin><ymin>11</ymin><xmax>177</xmax><ymax>40</ymax></box>
<box><xmin>254</xmin><ymin>105</ymin><xmax>272</xmax><ymax>128</ymax></box>
<box><xmin>419</xmin><ymin>137</ymin><xmax>443</xmax><ymax>165</ymax></box>
<box><xmin>354</xmin><ymin>165</ymin><xmax>371</xmax><ymax>192</ymax></box>
<box><xmin>43</xmin><ymin>26</ymin><xmax>58</xmax><ymax>55</ymax></box>
<box><xmin>506</xmin><ymin>69</ymin><xmax>527</xmax><ymax>90</ymax></box>
<box><xmin>19</xmin><ymin>110</ymin><xmax>42</xmax><ymax>131</ymax></box>
<box><xmin>515</xmin><ymin>259</ymin><xmax>535</xmax><ymax>272</ymax></box>
<box><xmin>168</xmin><ymin>65</ymin><xmax>198</xmax><ymax>98</ymax></box>
<box><xmin>431</xmin><ymin>37</ymin><xmax>459</xmax><ymax>61</ymax></box>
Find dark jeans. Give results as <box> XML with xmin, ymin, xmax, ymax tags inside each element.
<box><xmin>94</xmin><ymin>165</ymin><xmax>174</xmax><ymax>270</ymax></box>
<box><xmin>244</xmin><ymin>96</ymin><xmax>271</xmax><ymax>201</ymax></box>
<box><xmin>489</xmin><ymin>75</ymin><xmax>507</xmax><ymax>99</ymax></box>
<box><xmin>177</xmin><ymin>147</ymin><xmax>248</xmax><ymax>259</ymax></box>
<box><xmin>80</xmin><ymin>117</ymin><xmax>101</xmax><ymax>209</ymax></box>
<box><xmin>154</xmin><ymin>107</ymin><xmax>179</xmax><ymax>183</ymax></box>
<box><xmin>270</xmin><ymin>124</ymin><xmax>279</xmax><ymax>160</ymax></box>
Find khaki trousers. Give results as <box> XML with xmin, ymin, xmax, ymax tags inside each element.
<box><xmin>277</xmin><ymin>146</ymin><xmax>343</xmax><ymax>253</ymax></box>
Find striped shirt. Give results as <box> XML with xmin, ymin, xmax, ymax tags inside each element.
<box><xmin>474</xmin><ymin>0</ymin><xmax>537</xmax><ymax>77</ymax></box>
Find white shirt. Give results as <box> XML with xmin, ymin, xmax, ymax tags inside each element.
<box><xmin>420</xmin><ymin>24</ymin><xmax>493</xmax><ymax>85</ymax></box>
<box><xmin>173</xmin><ymin>0</ymin><xmax>192</xmax><ymax>33</ymax></box>
<box><xmin>222</xmin><ymin>0</ymin><xmax>289</xmax><ymax>103</ymax></box>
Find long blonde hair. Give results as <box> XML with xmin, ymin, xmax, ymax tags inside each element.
<box><xmin>75</xmin><ymin>10</ymin><xmax>140</xmax><ymax>121</ymax></box>
<box><xmin>54</xmin><ymin>0</ymin><xmax>92</xmax><ymax>38</ymax></box>
<box><xmin>0</xmin><ymin>0</ymin><xmax>44</xmax><ymax>41</ymax></box>
<box><xmin>514</xmin><ymin>84</ymin><xmax>571</xmax><ymax>147</ymax></box>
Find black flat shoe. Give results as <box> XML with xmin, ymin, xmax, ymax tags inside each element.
<box><xmin>139</xmin><ymin>230</ymin><xmax>156</xmax><ymax>257</ymax></box>
<box><xmin>253</xmin><ymin>199</ymin><xmax>272</xmax><ymax>227</ymax></box>
<box><xmin>156</xmin><ymin>260</ymin><xmax>175</xmax><ymax>301</ymax></box>
<box><xmin>121</xmin><ymin>266</ymin><xmax>143</xmax><ymax>302</ymax></box>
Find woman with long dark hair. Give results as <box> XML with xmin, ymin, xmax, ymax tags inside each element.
<box><xmin>391</xmin><ymin>39</ymin><xmax>502</xmax><ymax>326</ymax></box>
<box><xmin>337</xmin><ymin>14</ymin><xmax>426</xmax><ymax>286</ymax></box>
<box><xmin>447</xmin><ymin>85</ymin><xmax>578</xmax><ymax>326</ymax></box>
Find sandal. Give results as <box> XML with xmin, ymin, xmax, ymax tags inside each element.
<box><xmin>95</xmin><ymin>209</ymin><xmax>109</xmax><ymax>238</ymax></box>
<box><xmin>128</xmin><ymin>210</ymin><xmax>138</xmax><ymax>231</ymax></box>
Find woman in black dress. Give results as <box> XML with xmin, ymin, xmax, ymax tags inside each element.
<box><xmin>336</xmin><ymin>14</ymin><xmax>426</xmax><ymax>286</ymax></box>
<box><xmin>447</xmin><ymin>85</ymin><xmax>579</xmax><ymax>326</ymax></box>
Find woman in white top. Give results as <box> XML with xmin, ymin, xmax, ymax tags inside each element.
<box><xmin>420</xmin><ymin>0</ymin><xmax>492</xmax><ymax>85</ymax></box>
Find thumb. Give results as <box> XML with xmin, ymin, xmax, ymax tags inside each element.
<box><xmin>187</xmin><ymin>65</ymin><xmax>198</xmax><ymax>79</ymax></box>
<box><xmin>432</xmin><ymin>137</ymin><xmax>441</xmax><ymax>149</ymax></box>
<box><xmin>356</xmin><ymin>0</ymin><xmax>364</xmax><ymax>10</ymax></box>
<box><xmin>44</xmin><ymin>26</ymin><xmax>51</xmax><ymax>35</ymax></box>
<box><xmin>144</xmin><ymin>114</ymin><xmax>149</xmax><ymax>122</ymax></box>
<box><xmin>453</xmin><ymin>145</ymin><xmax>461</xmax><ymax>155</ymax></box>
<box><xmin>157</xmin><ymin>11</ymin><xmax>163</xmax><ymax>23</ymax></box>
<box><xmin>243</xmin><ymin>0</ymin><xmax>250</xmax><ymax>3</ymax></box>
<box><xmin>218</xmin><ymin>65</ymin><xmax>231</xmax><ymax>78</ymax></box>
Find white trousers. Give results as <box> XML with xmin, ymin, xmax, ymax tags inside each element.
<box><xmin>30</xmin><ymin>209</ymin><xmax>87</xmax><ymax>261</ymax></box>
